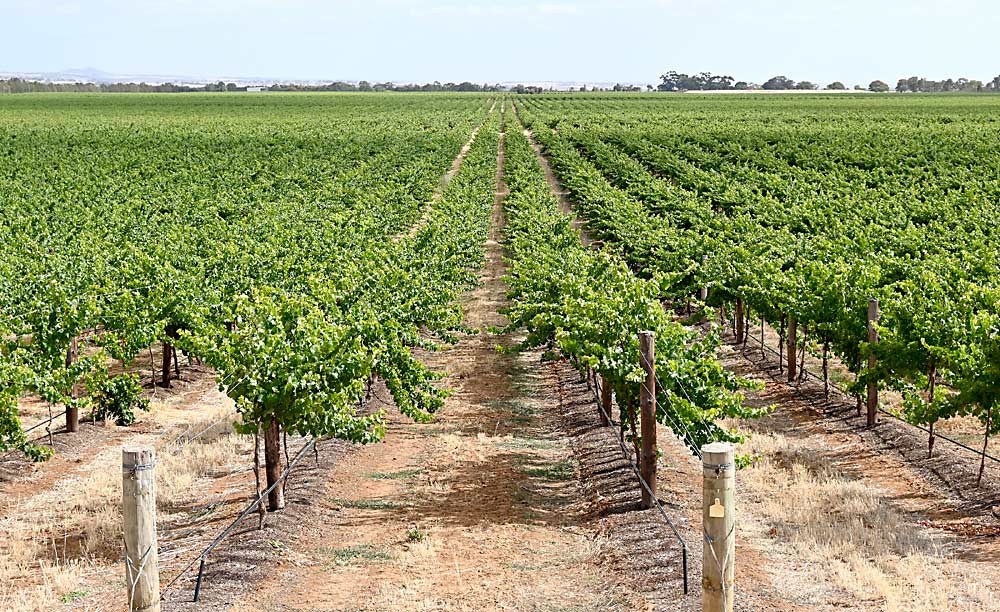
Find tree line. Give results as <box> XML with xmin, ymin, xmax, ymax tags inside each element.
<box><xmin>0</xmin><ymin>78</ymin><xmax>506</xmax><ymax>94</ymax></box>
<box><xmin>658</xmin><ymin>70</ymin><xmax>1000</xmax><ymax>93</ymax></box>
<box><xmin>895</xmin><ymin>75</ymin><xmax>1000</xmax><ymax>92</ymax></box>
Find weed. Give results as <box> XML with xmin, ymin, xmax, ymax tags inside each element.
<box><xmin>525</xmin><ymin>459</ymin><xmax>574</xmax><ymax>481</ymax></box>
<box><xmin>334</xmin><ymin>498</ymin><xmax>403</xmax><ymax>510</ymax></box>
<box><xmin>59</xmin><ymin>590</ymin><xmax>89</xmax><ymax>603</ymax></box>
<box><xmin>406</xmin><ymin>527</ymin><xmax>427</xmax><ymax>543</ymax></box>
<box><xmin>319</xmin><ymin>545</ymin><xmax>392</xmax><ymax>566</ymax></box>
<box><xmin>366</xmin><ymin>469</ymin><xmax>423</xmax><ymax>480</ymax></box>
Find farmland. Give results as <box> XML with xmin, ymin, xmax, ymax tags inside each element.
<box><xmin>1</xmin><ymin>92</ymin><xmax>999</xmax><ymax>611</ymax></box>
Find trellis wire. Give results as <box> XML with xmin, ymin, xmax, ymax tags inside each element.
<box><xmin>732</xmin><ymin>310</ymin><xmax>1000</xmax><ymax>467</ymax></box>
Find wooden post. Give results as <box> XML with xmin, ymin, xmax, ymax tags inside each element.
<box><xmin>264</xmin><ymin>417</ymin><xmax>285</xmax><ymax>511</ymax></box>
<box><xmin>65</xmin><ymin>337</ymin><xmax>79</xmax><ymax>432</ymax></box>
<box><xmin>786</xmin><ymin>315</ymin><xmax>797</xmax><ymax>383</ymax></box>
<box><xmin>866</xmin><ymin>299</ymin><xmax>879</xmax><ymax>428</ymax></box>
<box><xmin>760</xmin><ymin>316</ymin><xmax>765</xmax><ymax>359</ymax></box>
<box><xmin>122</xmin><ymin>448</ymin><xmax>160</xmax><ymax>612</ymax></box>
<box><xmin>734</xmin><ymin>298</ymin><xmax>745</xmax><ymax>344</ymax></box>
<box><xmin>702</xmin><ymin>442</ymin><xmax>735</xmax><ymax>612</ymax></box>
<box><xmin>599</xmin><ymin>375</ymin><xmax>612</xmax><ymax>427</ymax></box>
<box><xmin>160</xmin><ymin>340</ymin><xmax>172</xmax><ymax>388</ymax></box>
<box><xmin>927</xmin><ymin>364</ymin><xmax>936</xmax><ymax>457</ymax></box>
<box><xmin>638</xmin><ymin>331</ymin><xmax>657</xmax><ymax>510</ymax></box>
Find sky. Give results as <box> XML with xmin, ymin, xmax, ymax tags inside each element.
<box><xmin>4</xmin><ymin>0</ymin><xmax>1000</xmax><ymax>86</ymax></box>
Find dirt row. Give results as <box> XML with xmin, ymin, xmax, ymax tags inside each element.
<box><xmin>228</xmin><ymin>100</ymin><xmax>661</xmax><ymax>611</ymax></box>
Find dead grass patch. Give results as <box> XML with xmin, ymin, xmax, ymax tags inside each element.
<box><xmin>739</xmin><ymin>429</ymin><xmax>1000</xmax><ymax>611</ymax></box>
<box><xmin>0</xmin><ymin>405</ymin><xmax>247</xmax><ymax>612</ymax></box>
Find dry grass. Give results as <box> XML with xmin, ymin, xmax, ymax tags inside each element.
<box><xmin>738</xmin><ymin>428</ymin><xmax>1000</xmax><ymax>611</ymax></box>
<box><xmin>0</xmin><ymin>404</ymin><xmax>247</xmax><ymax>612</ymax></box>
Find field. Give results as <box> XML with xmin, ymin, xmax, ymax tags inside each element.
<box><xmin>0</xmin><ymin>92</ymin><xmax>999</xmax><ymax>612</ymax></box>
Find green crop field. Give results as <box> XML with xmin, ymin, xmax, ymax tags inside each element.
<box><xmin>3</xmin><ymin>91</ymin><xmax>1000</xmax><ymax>612</ymax></box>
<box><xmin>2</xmin><ymin>91</ymin><xmax>998</xmax><ymax>467</ymax></box>
<box><xmin>0</xmin><ymin>93</ymin><xmax>497</xmax><ymax>459</ymax></box>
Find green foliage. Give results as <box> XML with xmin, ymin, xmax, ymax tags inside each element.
<box><xmin>86</xmin><ymin>372</ymin><xmax>149</xmax><ymax>426</ymax></box>
<box><xmin>406</xmin><ymin>527</ymin><xmax>427</xmax><ymax>542</ymax></box>
<box><xmin>515</xmin><ymin>93</ymin><xmax>1000</xmax><ymax>444</ymax></box>
<box><xmin>501</xmin><ymin>111</ymin><xmax>764</xmax><ymax>455</ymax></box>
<box><xmin>0</xmin><ymin>93</ymin><xmax>497</xmax><ymax>458</ymax></box>
<box><xmin>59</xmin><ymin>590</ymin><xmax>90</xmax><ymax>603</ymax></box>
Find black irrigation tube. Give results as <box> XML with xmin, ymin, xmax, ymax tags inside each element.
<box><xmin>584</xmin><ymin>373</ymin><xmax>689</xmax><ymax>596</ymax></box>
<box><xmin>22</xmin><ymin>409</ymin><xmax>68</xmax><ymax>435</ymax></box>
<box><xmin>734</xmin><ymin>315</ymin><xmax>1000</xmax><ymax>467</ymax></box>
<box><xmin>160</xmin><ymin>436</ymin><xmax>318</xmax><ymax>602</ymax></box>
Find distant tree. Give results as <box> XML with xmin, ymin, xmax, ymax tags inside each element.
<box><xmin>896</xmin><ymin>79</ymin><xmax>910</xmax><ymax>92</ymax></box>
<box><xmin>825</xmin><ymin>81</ymin><xmax>846</xmax><ymax>90</ymax></box>
<box><xmin>762</xmin><ymin>75</ymin><xmax>796</xmax><ymax>90</ymax></box>
<box><xmin>854</xmin><ymin>85</ymin><xmax>865</xmax><ymax>90</ymax></box>
<box><xmin>358</xmin><ymin>80</ymin><xmax>372</xmax><ymax>91</ymax></box>
<box><xmin>658</xmin><ymin>70</ymin><xmax>734</xmax><ymax>91</ymax></box>
<box><xmin>794</xmin><ymin>81</ymin><xmax>817</xmax><ymax>90</ymax></box>
<box><xmin>868</xmin><ymin>80</ymin><xmax>890</xmax><ymax>92</ymax></box>
<box><xmin>733</xmin><ymin>81</ymin><xmax>751</xmax><ymax>90</ymax></box>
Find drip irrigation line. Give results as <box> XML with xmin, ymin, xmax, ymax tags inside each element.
<box><xmin>587</xmin><ymin>374</ymin><xmax>689</xmax><ymax>595</ymax></box>
<box><xmin>21</xmin><ymin>409</ymin><xmax>69</xmax><ymax>436</ymax></box>
<box><xmin>160</xmin><ymin>436</ymin><xmax>318</xmax><ymax>602</ymax></box>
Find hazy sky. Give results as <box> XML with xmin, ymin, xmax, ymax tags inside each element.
<box><xmin>4</xmin><ymin>0</ymin><xmax>999</xmax><ymax>85</ymax></box>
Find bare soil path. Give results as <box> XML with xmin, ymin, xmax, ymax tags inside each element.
<box><xmin>230</xmin><ymin>103</ymin><xmax>646</xmax><ymax>612</ymax></box>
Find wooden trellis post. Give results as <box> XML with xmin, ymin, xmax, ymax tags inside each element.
<box><xmin>638</xmin><ymin>331</ymin><xmax>657</xmax><ymax>509</ymax></box>
<box><xmin>66</xmin><ymin>337</ymin><xmax>79</xmax><ymax>432</ymax></box>
<box><xmin>786</xmin><ymin>315</ymin><xmax>797</xmax><ymax>383</ymax></box>
<box><xmin>734</xmin><ymin>298</ymin><xmax>745</xmax><ymax>344</ymax></box>
<box><xmin>866</xmin><ymin>299</ymin><xmax>880</xmax><ymax>428</ymax></box>
<box><xmin>702</xmin><ymin>442</ymin><xmax>735</xmax><ymax>612</ymax></box>
<box><xmin>123</xmin><ymin>448</ymin><xmax>160</xmax><ymax>612</ymax></box>
<box><xmin>600</xmin><ymin>375</ymin><xmax>613</xmax><ymax>427</ymax></box>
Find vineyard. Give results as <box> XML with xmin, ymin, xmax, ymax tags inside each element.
<box><xmin>518</xmin><ymin>93</ymin><xmax>1000</xmax><ymax>465</ymax></box>
<box><xmin>1</xmin><ymin>92</ymin><xmax>999</xmax><ymax>611</ymax></box>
